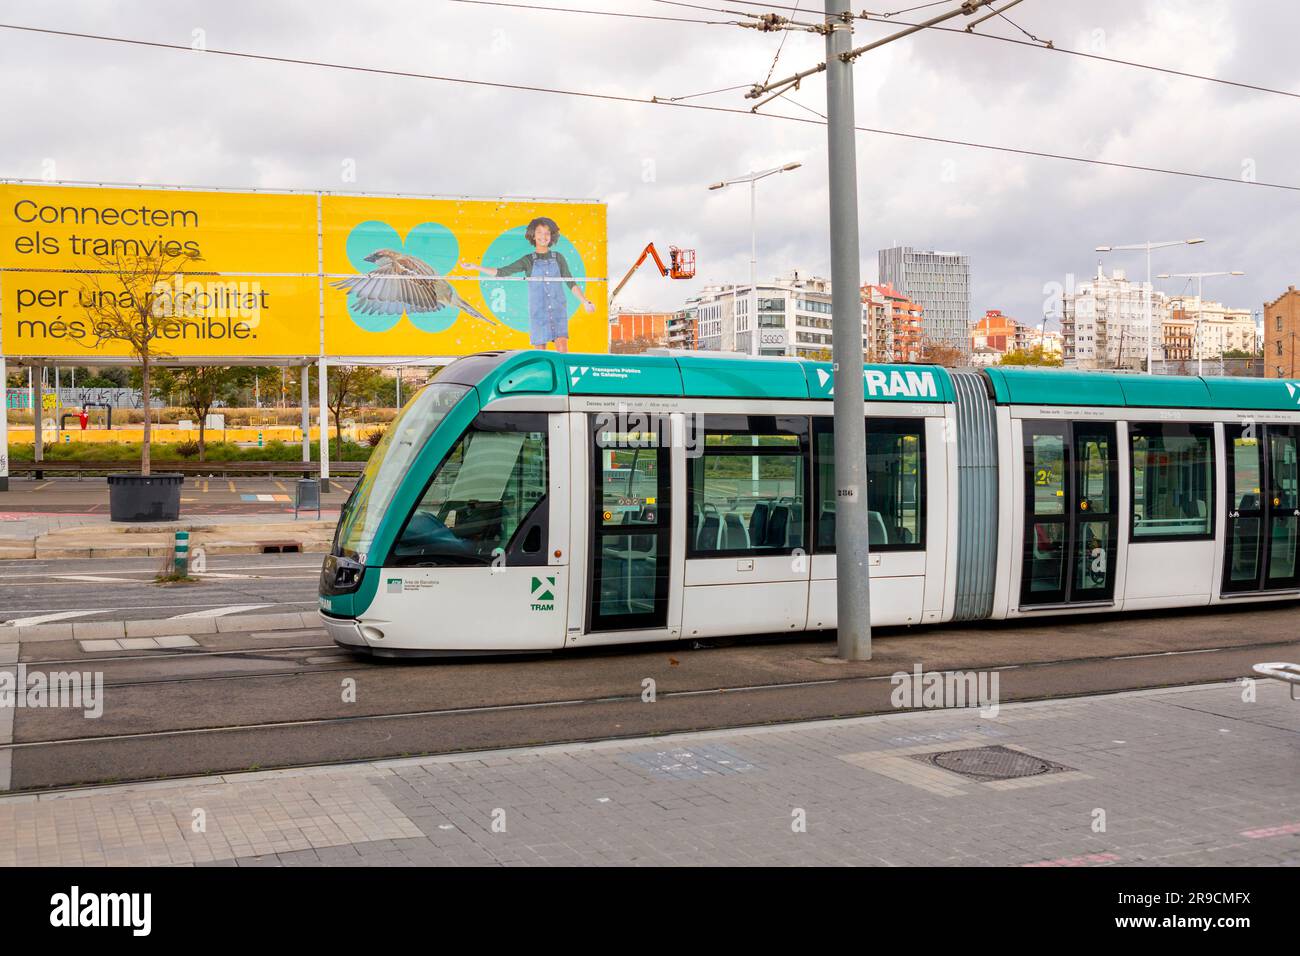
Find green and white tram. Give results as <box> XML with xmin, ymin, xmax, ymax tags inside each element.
<box><xmin>319</xmin><ymin>350</ymin><xmax>1300</xmax><ymax>656</ymax></box>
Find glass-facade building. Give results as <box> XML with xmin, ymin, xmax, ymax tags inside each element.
<box><xmin>878</xmin><ymin>246</ymin><xmax>971</xmax><ymax>354</ymax></box>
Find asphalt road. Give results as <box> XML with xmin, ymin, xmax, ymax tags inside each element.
<box><xmin>5</xmin><ymin>595</ymin><xmax>1299</xmax><ymax>792</ymax></box>
<box><xmin>0</xmin><ymin>552</ymin><xmax>325</xmax><ymax>625</ymax></box>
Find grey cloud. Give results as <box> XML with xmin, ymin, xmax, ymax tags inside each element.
<box><xmin>0</xmin><ymin>0</ymin><xmax>1294</xmax><ymax>325</ymax></box>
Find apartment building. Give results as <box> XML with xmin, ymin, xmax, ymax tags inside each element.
<box><xmin>878</xmin><ymin>245</ymin><xmax>971</xmax><ymax>352</ymax></box>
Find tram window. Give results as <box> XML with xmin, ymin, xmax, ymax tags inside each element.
<box><xmin>1130</xmin><ymin>423</ymin><xmax>1214</xmax><ymax>539</ymax></box>
<box><xmin>1232</xmin><ymin>435</ymin><xmax>1262</xmax><ymax>509</ymax></box>
<box><xmin>1030</xmin><ymin>434</ymin><xmax>1066</xmax><ymax>516</ymax></box>
<box><xmin>688</xmin><ymin>416</ymin><xmax>807</xmax><ymax>556</ymax></box>
<box><xmin>814</xmin><ymin>419</ymin><xmax>925</xmax><ymax>552</ymax></box>
<box><xmin>598</xmin><ymin>441</ymin><xmax>662</xmax><ymax>527</ymax></box>
<box><xmin>390</xmin><ymin>416</ymin><xmax>548</xmax><ymax>566</ymax></box>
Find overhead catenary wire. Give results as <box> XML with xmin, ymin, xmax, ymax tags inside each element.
<box><xmin>651</xmin><ymin>0</ymin><xmax>825</xmax><ymax>30</ymax></box>
<box><xmin>674</xmin><ymin>0</ymin><xmax>1300</xmax><ymax>100</ymax></box>
<box><xmin>654</xmin><ymin>82</ymin><xmax>755</xmax><ymax>102</ymax></box>
<box><xmin>1</xmin><ymin>22</ymin><xmax>1298</xmax><ymax>193</ymax></box>
<box><xmin>987</xmin><ymin>8</ymin><xmax>1047</xmax><ymax>45</ymax></box>
<box><xmin>749</xmin><ymin>0</ymin><xmax>994</xmax><ymax>101</ymax></box>
<box><xmin>446</xmin><ymin>0</ymin><xmax>737</xmax><ymax>26</ymax></box>
<box><xmin>878</xmin><ymin>1</ymin><xmax>949</xmax><ymax>15</ymax></box>
<box><xmin>860</xmin><ymin>8</ymin><xmax>1300</xmax><ymax>100</ymax></box>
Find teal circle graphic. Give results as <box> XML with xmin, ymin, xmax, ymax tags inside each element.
<box><xmin>477</xmin><ymin>226</ymin><xmax>587</xmax><ymax>333</ymax></box>
<box><xmin>343</xmin><ymin>220</ymin><xmax>461</xmax><ymax>333</ymax></box>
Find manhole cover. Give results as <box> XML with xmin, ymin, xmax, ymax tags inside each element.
<box><xmin>912</xmin><ymin>745</ymin><xmax>1073</xmax><ymax>781</ymax></box>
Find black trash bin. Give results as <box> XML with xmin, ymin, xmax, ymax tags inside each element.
<box><xmin>107</xmin><ymin>474</ymin><xmax>184</xmax><ymax>522</ymax></box>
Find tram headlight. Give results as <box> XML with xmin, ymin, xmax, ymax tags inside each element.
<box><xmin>320</xmin><ymin>554</ymin><xmax>364</xmax><ymax>595</ymax></box>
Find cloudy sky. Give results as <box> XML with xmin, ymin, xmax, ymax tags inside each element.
<box><xmin>1</xmin><ymin>0</ymin><xmax>1296</xmax><ymax>328</ymax></box>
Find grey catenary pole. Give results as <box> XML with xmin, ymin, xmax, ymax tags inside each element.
<box><xmin>826</xmin><ymin>0</ymin><xmax>872</xmax><ymax>660</ymax></box>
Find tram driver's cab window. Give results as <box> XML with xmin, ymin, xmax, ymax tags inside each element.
<box><xmin>815</xmin><ymin>419</ymin><xmax>925</xmax><ymax>552</ymax></box>
<box><xmin>688</xmin><ymin>416</ymin><xmax>807</xmax><ymax>556</ymax></box>
<box><xmin>390</xmin><ymin>414</ymin><xmax>548</xmax><ymax>566</ymax></box>
<box><xmin>1130</xmin><ymin>422</ymin><xmax>1214</xmax><ymax>539</ymax></box>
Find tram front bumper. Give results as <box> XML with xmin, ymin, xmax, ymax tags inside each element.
<box><xmin>319</xmin><ymin>612</ymin><xmax>371</xmax><ymax>652</ymax></box>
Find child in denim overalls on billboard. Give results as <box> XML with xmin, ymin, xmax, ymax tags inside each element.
<box><xmin>462</xmin><ymin>217</ymin><xmax>596</xmax><ymax>352</ymax></box>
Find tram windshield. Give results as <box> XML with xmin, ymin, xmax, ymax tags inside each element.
<box><xmin>333</xmin><ymin>382</ymin><xmax>469</xmax><ymax>562</ymax></box>
<box><xmin>390</xmin><ymin>414</ymin><xmax>548</xmax><ymax>566</ymax></box>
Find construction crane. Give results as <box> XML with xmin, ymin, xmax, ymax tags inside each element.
<box><xmin>610</xmin><ymin>243</ymin><xmax>695</xmax><ymax>303</ymax></box>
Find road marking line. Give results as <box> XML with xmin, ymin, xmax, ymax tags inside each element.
<box><xmin>0</xmin><ymin>562</ymin><xmax>324</xmax><ymax>580</ymax></box>
<box><xmin>0</xmin><ymin>601</ymin><xmax>316</xmax><ymax>620</ymax></box>
<box><xmin>1</xmin><ymin>610</ymin><xmax>103</xmax><ymax>628</ymax></box>
<box><xmin>168</xmin><ymin>604</ymin><xmax>275</xmax><ymax>619</ymax></box>
<box><xmin>191</xmin><ymin>572</ymin><xmax>319</xmax><ymax>581</ymax></box>
<box><xmin>1241</xmin><ymin>821</ymin><xmax>1300</xmax><ymax>839</ymax></box>
<box><xmin>274</xmin><ymin>480</ymin><xmax>288</xmax><ymax>492</ymax></box>
<box><xmin>55</xmin><ymin>574</ymin><xmax>138</xmax><ymax>584</ymax></box>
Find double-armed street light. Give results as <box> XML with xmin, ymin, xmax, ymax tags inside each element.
<box><xmin>708</xmin><ymin>162</ymin><xmax>803</xmax><ymax>357</ymax></box>
<box><xmin>1096</xmin><ymin>238</ymin><xmax>1204</xmax><ymax>371</ymax></box>
<box><xmin>1157</xmin><ymin>270</ymin><xmax>1245</xmax><ymax>374</ymax></box>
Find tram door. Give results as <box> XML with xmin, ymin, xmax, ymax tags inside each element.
<box><xmin>1223</xmin><ymin>424</ymin><xmax>1300</xmax><ymax>593</ymax></box>
<box><xmin>588</xmin><ymin>415</ymin><xmax>672</xmax><ymax>631</ymax></box>
<box><xmin>1020</xmin><ymin>421</ymin><xmax>1119</xmax><ymax>607</ymax></box>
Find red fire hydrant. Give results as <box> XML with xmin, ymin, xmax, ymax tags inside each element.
<box><xmin>78</xmin><ymin>409</ymin><xmax>89</xmax><ymax>431</ymax></box>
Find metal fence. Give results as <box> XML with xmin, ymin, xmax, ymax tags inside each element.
<box><xmin>6</xmin><ymin>387</ymin><xmax>147</xmax><ymax>410</ymax></box>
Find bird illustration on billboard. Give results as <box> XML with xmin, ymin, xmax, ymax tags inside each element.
<box><xmin>331</xmin><ymin>248</ymin><xmax>498</xmax><ymax>325</ymax></box>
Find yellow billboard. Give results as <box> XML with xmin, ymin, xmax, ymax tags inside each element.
<box><xmin>322</xmin><ymin>195</ymin><xmax>607</xmax><ymax>356</ymax></box>
<box><xmin>0</xmin><ymin>182</ymin><xmax>609</xmax><ymax>360</ymax></box>
<box><xmin>0</xmin><ymin>183</ymin><xmax>319</xmax><ymax>358</ymax></box>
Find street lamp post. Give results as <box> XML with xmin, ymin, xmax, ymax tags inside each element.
<box><xmin>709</xmin><ymin>162</ymin><xmax>802</xmax><ymax>356</ymax></box>
<box><xmin>1156</xmin><ymin>270</ymin><xmax>1245</xmax><ymax>375</ymax></box>
<box><xmin>1096</xmin><ymin>238</ymin><xmax>1203</xmax><ymax>372</ymax></box>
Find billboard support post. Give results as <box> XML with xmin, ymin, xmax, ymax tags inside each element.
<box><xmin>0</xmin><ymin>266</ymin><xmax>7</xmax><ymax>491</ymax></box>
<box><xmin>32</xmin><ymin>364</ymin><xmax>43</xmax><ymax>481</ymax></box>
<box><xmin>0</xmin><ymin>353</ymin><xmax>8</xmax><ymax>492</ymax></box>
<box><xmin>317</xmin><ymin>357</ymin><xmax>330</xmax><ymax>493</ymax></box>
<box><xmin>300</xmin><ymin>364</ymin><xmax>310</xmax><ymax>464</ymax></box>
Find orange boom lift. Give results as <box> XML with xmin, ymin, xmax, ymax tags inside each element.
<box><xmin>610</xmin><ymin>243</ymin><xmax>695</xmax><ymax>303</ymax></box>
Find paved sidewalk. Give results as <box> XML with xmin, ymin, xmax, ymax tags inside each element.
<box><xmin>0</xmin><ymin>681</ymin><xmax>1296</xmax><ymax>867</ymax></box>
<box><xmin>0</xmin><ymin>512</ymin><xmax>338</xmax><ymax>559</ymax></box>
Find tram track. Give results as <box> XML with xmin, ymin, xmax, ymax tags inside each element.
<box><xmin>3</xmin><ymin>628</ymin><xmax>1297</xmax><ymax>794</ymax></box>
<box><xmin>13</xmin><ymin>632</ymin><xmax>1298</xmax><ymax>702</ymax></box>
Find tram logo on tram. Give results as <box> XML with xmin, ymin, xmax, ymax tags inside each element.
<box><xmin>531</xmin><ymin>576</ymin><xmax>557</xmax><ymax>612</ymax></box>
<box><xmin>811</xmin><ymin>366</ymin><xmax>939</xmax><ymax>400</ymax></box>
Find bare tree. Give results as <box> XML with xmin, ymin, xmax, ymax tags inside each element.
<box><xmin>76</xmin><ymin>248</ymin><xmax>203</xmax><ymax>475</ymax></box>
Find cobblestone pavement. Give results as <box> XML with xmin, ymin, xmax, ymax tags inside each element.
<box><xmin>1</xmin><ymin>680</ymin><xmax>1296</xmax><ymax>867</ymax></box>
